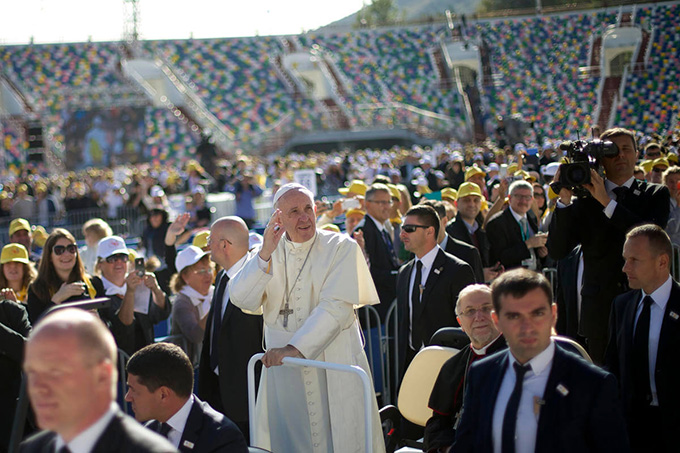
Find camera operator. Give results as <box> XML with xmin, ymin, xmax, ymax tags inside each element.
<box><xmin>547</xmin><ymin>127</ymin><xmax>670</xmax><ymax>363</ymax></box>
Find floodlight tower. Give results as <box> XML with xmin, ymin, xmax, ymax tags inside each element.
<box><xmin>123</xmin><ymin>0</ymin><xmax>141</xmax><ymax>54</ymax></box>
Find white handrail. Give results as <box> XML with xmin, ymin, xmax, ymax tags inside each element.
<box><xmin>247</xmin><ymin>353</ymin><xmax>374</xmax><ymax>453</ymax></box>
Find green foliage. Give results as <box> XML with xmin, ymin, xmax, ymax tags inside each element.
<box><xmin>355</xmin><ymin>0</ymin><xmax>401</xmax><ymax>28</ymax></box>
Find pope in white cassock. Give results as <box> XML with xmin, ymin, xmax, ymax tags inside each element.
<box><xmin>229</xmin><ymin>183</ymin><xmax>385</xmax><ymax>453</ymax></box>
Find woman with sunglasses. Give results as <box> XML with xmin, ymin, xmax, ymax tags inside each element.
<box><xmin>91</xmin><ymin>235</ymin><xmax>170</xmax><ymax>356</ymax></box>
<box><xmin>0</xmin><ymin>243</ymin><xmax>37</xmax><ymax>305</ymax></box>
<box><xmin>26</xmin><ymin>228</ymin><xmax>96</xmax><ymax>324</ymax></box>
<box><xmin>168</xmin><ymin>245</ymin><xmax>214</xmax><ymax>365</ymax></box>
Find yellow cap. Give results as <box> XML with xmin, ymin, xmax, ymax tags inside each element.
<box><xmin>321</xmin><ymin>224</ymin><xmax>340</xmax><ymax>233</ymax></box>
<box><xmin>667</xmin><ymin>153</ymin><xmax>678</xmax><ymax>164</ymax></box>
<box><xmin>1</xmin><ymin>243</ymin><xmax>29</xmax><ymax>264</ymax></box>
<box><xmin>547</xmin><ymin>186</ymin><xmax>559</xmax><ymax>200</ymax></box>
<box><xmin>386</xmin><ymin>184</ymin><xmax>401</xmax><ymax>200</ymax></box>
<box><xmin>456</xmin><ymin>182</ymin><xmax>483</xmax><ymax>199</ymax></box>
<box><xmin>345</xmin><ymin>208</ymin><xmax>365</xmax><ymax>218</ymax></box>
<box><xmin>32</xmin><ymin>225</ymin><xmax>48</xmax><ymax>247</ymax></box>
<box><xmin>338</xmin><ymin>180</ymin><xmax>368</xmax><ymax>196</ymax></box>
<box><xmin>513</xmin><ymin>170</ymin><xmax>534</xmax><ymax>181</ymax></box>
<box><xmin>652</xmin><ymin>157</ymin><xmax>670</xmax><ymax>169</ymax></box>
<box><xmin>639</xmin><ymin>159</ymin><xmax>654</xmax><ymax>174</ymax></box>
<box><xmin>441</xmin><ymin>187</ymin><xmax>458</xmax><ymax>201</ymax></box>
<box><xmin>464</xmin><ymin>166</ymin><xmax>485</xmax><ymax>181</ymax></box>
<box><xmin>193</xmin><ymin>231</ymin><xmax>210</xmax><ymax>249</ymax></box>
<box><xmin>127</xmin><ymin>248</ymin><xmax>139</xmax><ymax>261</ymax></box>
<box><xmin>9</xmin><ymin>218</ymin><xmax>31</xmax><ymax>236</ymax></box>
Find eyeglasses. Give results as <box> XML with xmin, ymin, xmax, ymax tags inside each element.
<box><xmin>53</xmin><ymin>244</ymin><xmax>78</xmax><ymax>256</ymax></box>
<box><xmin>367</xmin><ymin>199</ymin><xmax>392</xmax><ymax>205</ymax></box>
<box><xmin>191</xmin><ymin>268</ymin><xmax>212</xmax><ymax>275</ymax></box>
<box><xmin>105</xmin><ymin>254</ymin><xmax>129</xmax><ymax>264</ymax></box>
<box><xmin>511</xmin><ymin>194</ymin><xmax>533</xmax><ymax>201</ymax></box>
<box><xmin>652</xmin><ymin>167</ymin><xmax>666</xmax><ymax>173</ymax></box>
<box><xmin>458</xmin><ymin>305</ymin><xmax>494</xmax><ymax>318</ymax></box>
<box><xmin>207</xmin><ymin>236</ymin><xmax>232</xmax><ymax>246</ymax></box>
<box><xmin>533</xmin><ymin>192</ymin><xmax>545</xmax><ymax>198</ymax></box>
<box><xmin>402</xmin><ymin>224</ymin><xmax>430</xmax><ymax>233</ymax></box>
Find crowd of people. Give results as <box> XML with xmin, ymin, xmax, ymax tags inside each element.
<box><xmin>1</xmin><ymin>125</ymin><xmax>680</xmax><ymax>453</ymax></box>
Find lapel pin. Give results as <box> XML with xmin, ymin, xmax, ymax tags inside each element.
<box><xmin>633</xmin><ymin>189</ymin><xmax>641</xmax><ymax>196</ymax></box>
<box><xmin>556</xmin><ymin>383</ymin><xmax>569</xmax><ymax>396</ymax></box>
<box><xmin>434</xmin><ymin>268</ymin><xmax>441</xmax><ymax>275</ymax></box>
<box><xmin>183</xmin><ymin>440</ymin><xmax>195</xmax><ymax>449</ymax></box>
<box><xmin>670</xmin><ymin>311</ymin><xmax>679</xmax><ymax>320</ymax></box>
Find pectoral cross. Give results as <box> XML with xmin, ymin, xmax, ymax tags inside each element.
<box><xmin>279</xmin><ymin>302</ymin><xmax>294</xmax><ymax>328</ymax></box>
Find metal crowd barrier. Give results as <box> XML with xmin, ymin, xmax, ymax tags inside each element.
<box><xmin>247</xmin><ymin>353</ymin><xmax>375</xmax><ymax>453</ymax></box>
<box><xmin>542</xmin><ymin>267</ymin><xmax>558</xmax><ymax>297</ymax></box>
<box><xmin>384</xmin><ymin>299</ymin><xmax>399</xmax><ymax>405</ymax></box>
<box><xmin>8</xmin><ymin>298</ymin><xmax>112</xmax><ymax>453</ymax></box>
<box><xmin>359</xmin><ymin>305</ymin><xmax>388</xmax><ymax>404</ymax></box>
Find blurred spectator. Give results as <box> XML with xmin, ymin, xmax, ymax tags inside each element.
<box><xmin>10</xmin><ymin>184</ymin><xmax>35</xmax><ymax>220</ymax></box>
<box><xmin>229</xmin><ymin>172</ymin><xmax>263</xmax><ymax>229</ymax></box>
<box><xmin>80</xmin><ymin>218</ymin><xmax>113</xmax><ymax>275</ymax></box>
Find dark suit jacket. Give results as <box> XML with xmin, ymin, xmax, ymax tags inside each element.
<box><xmin>20</xmin><ymin>409</ymin><xmax>177</xmax><ymax>453</ymax></box>
<box><xmin>197</xmin><ymin>270</ymin><xmax>263</xmax><ymax>428</ymax></box>
<box><xmin>0</xmin><ymin>300</ymin><xmax>31</xmax><ymax>451</ymax></box>
<box><xmin>396</xmin><ymin>248</ymin><xmax>475</xmax><ymax>376</ymax></box>
<box><xmin>443</xmin><ymin>234</ymin><xmax>485</xmax><ymax>283</ymax></box>
<box><xmin>445</xmin><ymin>213</ymin><xmax>491</xmax><ymax>267</ymax></box>
<box><xmin>424</xmin><ymin>335</ymin><xmax>507</xmax><ymax>451</ymax></box>
<box><xmin>547</xmin><ymin>179</ymin><xmax>669</xmax><ymax>341</ymax></box>
<box><xmin>555</xmin><ymin>246</ymin><xmax>582</xmax><ymax>339</ymax></box>
<box><xmin>453</xmin><ymin>344</ymin><xmax>629</xmax><ymax>453</ymax></box>
<box><xmin>486</xmin><ymin>207</ymin><xmax>540</xmax><ymax>270</ymax></box>
<box><xmin>605</xmin><ymin>282</ymin><xmax>680</xmax><ymax>450</ymax></box>
<box><xmin>355</xmin><ymin>215</ymin><xmax>400</xmax><ymax>317</ymax></box>
<box><xmin>146</xmin><ymin>397</ymin><xmax>247</xmax><ymax>453</ymax></box>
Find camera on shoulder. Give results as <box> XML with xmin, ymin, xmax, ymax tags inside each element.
<box><xmin>551</xmin><ymin>139</ymin><xmax>619</xmax><ymax>196</ymax></box>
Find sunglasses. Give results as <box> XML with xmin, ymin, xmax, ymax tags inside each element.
<box><xmin>105</xmin><ymin>254</ymin><xmax>130</xmax><ymax>264</ymax></box>
<box><xmin>402</xmin><ymin>224</ymin><xmax>430</xmax><ymax>233</ymax></box>
<box><xmin>53</xmin><ymin>244</ymin><xmax>78</xmax><ymax>256</ymax></box>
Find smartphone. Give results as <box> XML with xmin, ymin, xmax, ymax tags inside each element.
<box><xmin>342</xmin><ymin>198</ymin><xmax>361</xmax><ymax>211</ymax></box>
<box><xmin>135</xmin><ymin>258</ymin><xmax>145</xmax><ymax>277</ymax></box>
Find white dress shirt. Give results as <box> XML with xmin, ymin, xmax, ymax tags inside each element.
<box><xmin>55</xmin><ymin>402</ymin><xmax>118</xmax><ymax>453</ymax></box>
<box><xmin>408</xmin><ymin>245</ymin><xmax>440</xmax><ymax>350</ymax></box>
<box><xmin>634</xmin><ymin>275</ymin><xmax>672</xmax><ymax>406</ymax></box>
<box><xmin>492</xmin><ymin>340</ymin><xmax>556</xmax><ymax>453</ymax></box>
<box><xmin>163</xmin><ymin>395</ymin><xmax>195</xmax><ymax>448</ymax></box>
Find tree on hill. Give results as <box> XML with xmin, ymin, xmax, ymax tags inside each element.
<box><xmin>479</xmin><ymin>0</ymin><xmax>629</xmax><ymax>13</ymax></box>
<box><xmin>355</xmin><ymin>0</ymin><xmax>402</xmax><ymax>28</ymax></box>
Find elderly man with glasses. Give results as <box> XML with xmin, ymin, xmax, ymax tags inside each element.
<box><xmin>423</xmin><ymin>284</ymin><xmax>506</xmax><ymax>453</ymax></box>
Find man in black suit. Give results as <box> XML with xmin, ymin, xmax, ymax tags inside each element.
<box><xmin>605</xmin><ymin>224</ymin><xmax>680</xmax><ymax>452</ymax></box>
<box><xmin>197</xmin><ymin>216</ymin><xmax>263</xmax><ymax>442</ymax></box>
<box><xmin>397</xmin><ymin>205</ymin><xmax>475</xmax><ymax>376</ymax></box>
<box><xmin>445</xmin><ymin>182</ymin><xmax>495</xmax><ymax>271</ymax></box>
<box><xmin>126</xmin><ymin>343</ymin><xmax>247</xmax><ymax>452</ymax></box>
<box><xmin>453</xmin><ymin>269</ymin><xmax>629</xmax><ymax>453</ymax></box>
<box><xmin>355</xmin><ymin>183</ymin><xmax>401</xmax><ymax>320</ymax></box>
<box><xmin>20</xmin><ymin>308</ymin><xmax>176</xmax><ymax>453</ymax></box>
<box><xmin>424</xmin><ymin>284</ymin><xmax>506</xmax><ymax>452</ymax></box>
<box><xmin>421</xmin><ymin>200</ymin><xmax>485</xmax><ymax>283</ymax></box>
<box><xmin>548</xmin><ymin>127</ymin><xmax>670</xmax><ymax>363</ymax></box>
<box><xmin>487</xmin><ymin>180</ymin><xmax>547</xmax><ymax>271</ymax></box>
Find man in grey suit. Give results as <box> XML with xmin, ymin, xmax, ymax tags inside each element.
<box><xmin>20</xmin><ymin>308</ymin><xmax>175</xmax><ymax>452</ymax></box>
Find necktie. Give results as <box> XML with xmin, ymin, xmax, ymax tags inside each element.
<box><xmin>519</xmin><ymin>217</ymin><xmax>533</xmax><ymax>240</ymax></box>
<box><xmin>613</xmin><ymin>186</ymin><xmax>628</xmax><ymax>201</ymax></box>
<box><xmin>502</xmin><ymin>362</ymin><xmax>531</xmax><ymax>453</ymax></box>
<box><xmin>158</xmin><ymin>421</ymin><xmax>172</xmax><ymax>438</ymax></box>
<box><xmin>58</xmin><ymin>447</ymin><xmax>72</xmax><ymax>453</ymax></box>
<box><xmin>381</xmin><ymin>229</ymin><xmax>399</xmax><ymax>266</ymax></box>
<box><xmin>410</xmin><ymin>260</ymin><xmax>423</xmax><ymax>348</ymax></box>
<box><xmin>632</xmin><ymin>295</ymin><xmax>653</xmax><ymax>407</ymax></box>
<box><xmin>210</xmin><ymin>273</ymin><xmax>229</xmax><ymax>370</ymax></box>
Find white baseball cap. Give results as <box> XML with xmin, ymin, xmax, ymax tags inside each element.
<box><xmin>97</xmin><ymin>236</ymin><xmax>128</xmax><ymax>259</ymax></box>
<box><xmin>175</xmin><ymin>245</ymin><xmax>210</xmax><ymax>273</ymax></box>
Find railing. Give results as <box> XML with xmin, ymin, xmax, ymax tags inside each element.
<box><xmin>247</xmin><ymin>353</ymin><xmax>375</xmax><ymax>453</ymax></box>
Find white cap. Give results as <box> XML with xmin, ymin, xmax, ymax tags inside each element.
<box><xmin>192</xmin><ymin>185</ymin><xmax>205</xmax><ymax>195</ymax></box>
<box><xmin>97</xmin><ymin>236</ymin><xmax>128</xmax><ymax>258</ymax></box>
<box><xmin>150</xmin><ymin>185</ymin><xmax>165</xmax><ymax>197</ymax></box>
<box><xmin>175</xmin><ymin>245</ymin><xmax>210</xmax><ymax>273</ymax></box>
<box><xmin>249</xmin><ymin>232</ymin><xmax>263</xmax><ymax>250</ymax></box>
<box><xmin>542</xmin><ymin>162</ymin><xmax>561</xmax><ymax>177</ymax></box>
<box><xmin>272</xmin><ymin>183</ymin><xmax>314</xmax><ymax>206</ymax></box>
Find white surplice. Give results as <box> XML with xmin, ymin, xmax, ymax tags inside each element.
<box><xmin>230</xmin><ymin>229</ymin><xmax>385</xmax><ymax>453</ymax></box>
